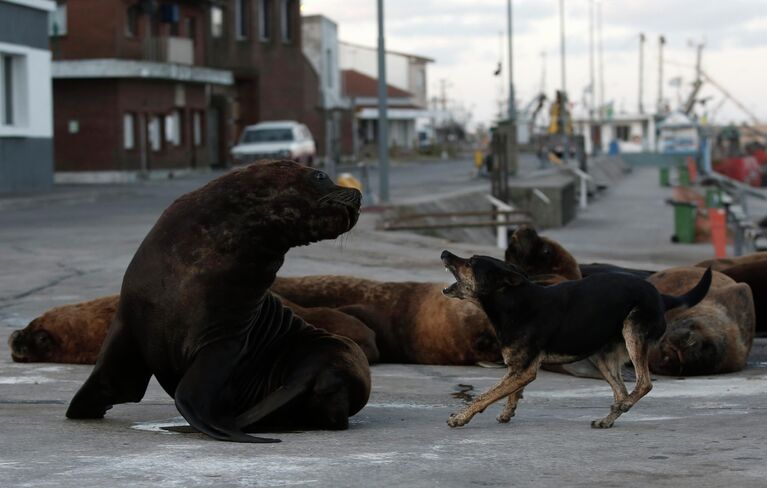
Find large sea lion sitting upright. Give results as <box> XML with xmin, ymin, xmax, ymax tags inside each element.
<box><xmin>66</xmin><ymin>161</ymin><xmax>371</xmax><ymax>443</ymax></box>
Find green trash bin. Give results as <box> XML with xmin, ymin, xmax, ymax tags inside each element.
<box><xmin>678</xmin><ymin>165</ymin><xmax>690</xmax><ymax>187</ymax></box>
<box><xmin>705</xmin><ymin>188</ymin><xmax>722</xmax><ymax>208</ymax></box>
<box><xmin>659</xmin><ymin>167</ymin><xmax>670</xmax><ymax>187</ymax></box>
<box><xmin>672</xmin><ymin>202</ymin><xmax>697</xmax><ymax>243</ymax></box>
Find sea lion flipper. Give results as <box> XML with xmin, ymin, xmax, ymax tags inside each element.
<box><xmin>235</xmin><ymin>372</ymin><xmax>315</xmax><ymax>429</ymax></box>
<box><xmin>174</xmin><ymin>341</ymin><xmax>281</xmax><ymax>444</ymax></box>
<box><xmin>66</xmin><ymin>319</ymin><xmax>151</xmax><ymax>419</ymax></box>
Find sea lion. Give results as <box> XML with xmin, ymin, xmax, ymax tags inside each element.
<box><xmin>65</xmin><ymin>161</ymin><xmax>371</xmax><ymax>443</ymax></box>
<box><xmin>11</xmin><ymin>294</ymin><xmax>381</xmax><ymax>365</ymax></box>
<box><xmin>271</xmin><ymin>276</ymin><xmax>501</xmax><ymax>365</ymax></box>
<box><xmin>8</xmin><ymin>295</ymin><xmax>117</xmax><ymax>364</ymax></box>
<box><xmin>695</xmin><ymin>254</ymin><xmax>767</xmax><ymax>334</ymax></box>
<box><xmin>647</xmin><ymin>267</ymin><xmax>755</xmax><ymax>375</ymax></box>
<box><xmin>504</xmin><ymin>225</ymin><xmax>581</xmax><ymax>281</ymax></box>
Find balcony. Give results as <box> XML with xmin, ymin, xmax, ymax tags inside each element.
<box><xmin>143</xmin><ymin>36</ymin><xmax>194</xmax><ymax>65</ymax></box>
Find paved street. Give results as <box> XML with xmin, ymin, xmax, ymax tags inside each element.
<box><xmin>1</xmin><ymin>160</ymin><xmax>766</xmax><ymax>487</ymax></box>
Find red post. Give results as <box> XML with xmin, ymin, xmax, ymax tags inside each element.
<box><xmin>709</xmin><ymin>208</ymin><xmax>727</xmax><ymax>258</ymax></box>
<box><xmin>686</xmin><ymin>157</ymin><xmax>698</xmax><ymax>184</ymax></box>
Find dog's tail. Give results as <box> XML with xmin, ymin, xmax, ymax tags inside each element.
<box><xmin>661</xmin><ymin>267</ymin><xmax>712</xmax><ymax>312</ymax></box>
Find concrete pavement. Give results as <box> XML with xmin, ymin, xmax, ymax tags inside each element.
<box><xmin>1</xmin><ymin>161</ymin><xmax>766</xmax><ymax>487</ymax></box>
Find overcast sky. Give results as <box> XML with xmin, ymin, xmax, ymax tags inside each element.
<box><xmin>302</xmin><ymin>0</ymin><xmax>767</xmax><ymax>129</ymax></box>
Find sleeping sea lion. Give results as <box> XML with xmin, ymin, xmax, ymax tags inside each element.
<box><xmin>65</xmin><ymin>161</ymin><xmax>371</xmax><ymax>443</ymax></box>
<box><xmin>10</xmin><ymin>294</ymin><xmax>381</xmax><ymax>365</ymax></box>
<box><xmin>8</xmin><ymin>295</ymin><xmax>117</xmax><ymax>364</ymax></box>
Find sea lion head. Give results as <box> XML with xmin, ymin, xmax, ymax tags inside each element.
<box><xmin>648</xmin><ymin>317</ymin><xmax>726</xmax><ymax>376</ymax></box>
<box><xmin>8</xmin><ymin>321</ymin><xmax>58</xmax><ymax>363</ymax></box>
<box><xmin>441</xmin><ymin>251</ymin><xmax>530</xmax><ymax>302</ymax></box>
<box><xmin>192</xmin><ymin>161</ymin><xmax>362</xmax><ymax>251</ymax></box>
<box><xmin>504</xmin><ymin>225</ymin><xmax>582</xmax><ymax>280</ymax></box>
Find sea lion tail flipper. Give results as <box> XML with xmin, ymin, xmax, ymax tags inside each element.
<box><xmin>174</xmin><ymin>341</ymin><xmax>281</xmax><ymax>444</ymax></box>
<box><xmin>661</xmin><ymin>267</ymin><xmax>713</xmax><ymax>311</ymax></box>
<box><xmin>235</xmin><ymin>372</ymin><xmax>315</xmax><ymax>429</ymax></box>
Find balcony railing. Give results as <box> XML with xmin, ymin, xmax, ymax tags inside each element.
<box><xmin>143</xmin><ymin>36</ymin><xmax>194</xmax><ymax>65</ymax></box>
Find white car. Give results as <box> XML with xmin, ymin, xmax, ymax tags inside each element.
<box><xmin>231</xmin><ymin>121</ymin><xmax>316</xmax><ymax>165</ymax></box>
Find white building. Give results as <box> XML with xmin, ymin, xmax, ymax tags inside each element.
<box><xmin>0</xmin><ymin>0</ymin><xmax>55</xmax><ymax>192</ymax></box>
<box><xmin>573</xmin><ymin>113</ymin><xmax>657</xmax><ymax>154</ymax></box>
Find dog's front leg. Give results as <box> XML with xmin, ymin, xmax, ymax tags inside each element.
<box><xmin>448</xmin><ymin>361</ymin><xmax>539</xmax><ymax>428</ymax></box>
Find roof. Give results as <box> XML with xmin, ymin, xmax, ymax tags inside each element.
<box><xmin>339</xmin><ymin>40</ymin><xmax>435</xmax><ymax>63</ymax></box>
<box><xmin>342</xmin><ymin>70</ymin><xmax>413</xmax><ymax>99</ymax></box>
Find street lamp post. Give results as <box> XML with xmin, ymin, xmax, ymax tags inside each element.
<box><xmin>507</xmin><ymin>0</ymin><xmax>518</xmax><ymax>177</ymax></box>
<box><xmin>376</xmin><ymin>0</ymin><xmax>390</xmax><ymax>204</ymax></box>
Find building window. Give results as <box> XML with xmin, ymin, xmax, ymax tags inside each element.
<box><xmin>615</xmin><ymin>125</ymin><xmax>630</xmax><ymax>142</ymax></box>
<box><xmin>326</xmin><ymin>49</ymin><xmax>333</xmax><ymax>88</ymax></box>
<box><xmin>185</xmin><ymin>17</ymin><xmax>197</xmax><ymax>41</ymax></box>
<box><xmin>280</xmin><ymin>0</ymin><xmax>294</xmax><ymax>42</ymax></box>
<box><xmin>259</xmin><ymin>0</ymin><xmax>271</xmax><ymax>41</ymax></box>
<box><xmin>193</xmin><ymin>111</ymin><xmax>204</xmax><ymax>147</ymax></box>
<box><xmin>235</xmin><ymin>0</ymin><xmax>248</xmax><ymax>39</ymax></box>
<box><xmin>211</xmin><ymin>6</ymin><xmax>224</xmax><ymax>38</ymax></box>
<box><xmin>165</xmin><ymin>110</ymin><xmax>182</xmax><ymax>146</ymax></box>
<box><xmin>125</xmin><ymin>5</ymin><xmax>140</xmax><ymax>37</ymax></box>
<box><xmin>0</xmin><ymin>54</ymin><xmax>27</xmax><ymax>128</ymax></box>
<box><xmin>123</xmin><ymin>114</ymin><xmax>135</xmax><ymax>150</ymax></box>
<box><xmin>49</xmin><ymin>2</ymin><xmax>68</xmax><ymax>37</ymax></box>
<box><xmin>148</xmin><ymin>115</ymin><xmax>162</xmax><ymax>152</ymax></box>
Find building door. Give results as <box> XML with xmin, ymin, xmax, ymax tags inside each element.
<box><xmin>207</xmin><ymin>107</ymin><xmax>220</xmax><ymax>167</ymax></box>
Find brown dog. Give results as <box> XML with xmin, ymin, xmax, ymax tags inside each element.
<box><xmin>9</xmin><ymin>294</ymin><xmax>381</xmax><ymax>365</ymax></box>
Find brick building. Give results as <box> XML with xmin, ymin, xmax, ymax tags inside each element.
<box><xmin>50</xmin><ymin>0</ymin><xmax>323</xmax><ymax>180</ymax></box>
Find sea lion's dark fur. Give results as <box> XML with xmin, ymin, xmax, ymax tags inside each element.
<box><xmin>65</xmin><ymin>161</ymin><xmax>371</xmax><ymax>443</ymax></box>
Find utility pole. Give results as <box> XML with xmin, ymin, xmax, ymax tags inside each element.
<box><xmin>559</xmin><ymin>0</ymin><xmax>568</xmax><ymax>164</ymax></box>
<box><xmin>657</xmin><ymin>35</ymin><xmax>665</xmax><ymax>113</ymax></box>
<box><xmin>376</xmin><ymin>0</ymin><xmax>389</xmax><ymax>203</ymax></box>
<box><xmin>589</xmin><ymin>0</ymin><xmax>596</xmax><ymax>154</ymax></box>
<box><xmin>507</xmin><ymin>0</ymin><xmax>518</xmax><ymax>176</ymax></box>
<box><xmin>638</xmin><ymin>33</ymin><xmax>645</xmax><ymax>114</ymax></box>
<box><xmin>540</xmin><ymin>51</ymin><xmax>547</xmax><ymax>96</ymax></box>
<box><xmin>597</xmin><ymin>1</ymin><xmax>604</xmax><ymax>119</ymax></box>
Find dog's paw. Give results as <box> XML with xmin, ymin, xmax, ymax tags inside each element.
<box><xmin>590</xmin><ymin>418</ymin><xmax>614</xmax><ymax>429</ymax></box>
<box><xmin>447</xmin><ymin>413</ymin><xmax>468</xmax><ymax>428</ymax></box>
<box><xmin>496</xmin><ymin>412</ymin><xmax>514</xmax><ymax>423</ymax></box>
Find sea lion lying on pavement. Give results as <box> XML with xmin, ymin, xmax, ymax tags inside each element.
<box><xmin>8</xmin><ymin>295</ymin><xmax>117</xmax><ymax>364</ymax></box>
<box><xmin>695</xmin><ymin>253</ymin><xmax>767</xmax><ymax>334</ymax></box>
<box><xmin>272</xmin><ymin>276</ymin><xmax>501</xmax><ymax>365</ymax></box>
<box><xmin>10</xmin><ymin>294</ymin><xmax>380</xmax><ymax>365</ymax></box>
<box><xmin>647</xmin><ymin>267</ymin><xmax>754</xmax><ymax>375</ymax></box>
<box><xmin>65</xmin><ymin>161</ymin><xmax>371</xmax><ymax>443</ymax></box>
<box><xmin>505</xmin><ymin>226</ymin><xmax>756</xmax><ymax>376</ymax></box>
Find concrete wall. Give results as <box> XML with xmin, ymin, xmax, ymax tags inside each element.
<box><xmin>0</xmin><ymin>138</ymin><xmax>53</xmax><ymax>192</ymax></box>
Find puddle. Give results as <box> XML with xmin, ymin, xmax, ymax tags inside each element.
<box><xmin>451</xmin><ymin>383</ymin><xmax>475</xmax><ymax>403</ymax></box>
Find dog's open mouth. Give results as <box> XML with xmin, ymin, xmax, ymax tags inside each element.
<box><xmin>441</xmin><ymin>251</ymin><xmax>466</xmax><ymax>297</ymax></box>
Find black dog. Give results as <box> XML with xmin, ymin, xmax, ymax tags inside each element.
<box><xmin>441</xmin><ymin>251</ymin><xmax>712</xmax><ymax>429</ymax></box>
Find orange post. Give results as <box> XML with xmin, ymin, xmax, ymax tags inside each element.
<box><xmin>686</xmin><ymin>157</ymin><xmax>698</xmax><ymax>184</ymax></box>
<box><xmin>709</xmin><ymin>208</ymin><xmax>727</xmax><ymax>258</ymax></box>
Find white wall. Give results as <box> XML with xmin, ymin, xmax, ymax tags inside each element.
<box><xmin>0</xmin><ymin>41</ymin><xmax>52</xmax><ymax>138</ymax></box>
<box><xmin>339</xmin><ymin>43</ymin><xmax>409</xmax><ymax>92</ymax></box>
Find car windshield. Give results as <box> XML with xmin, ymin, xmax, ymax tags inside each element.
<box><xmin>242</xmin><ymin>128</ymin><xmax>294</xmax><ymax>143</ymax></box>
